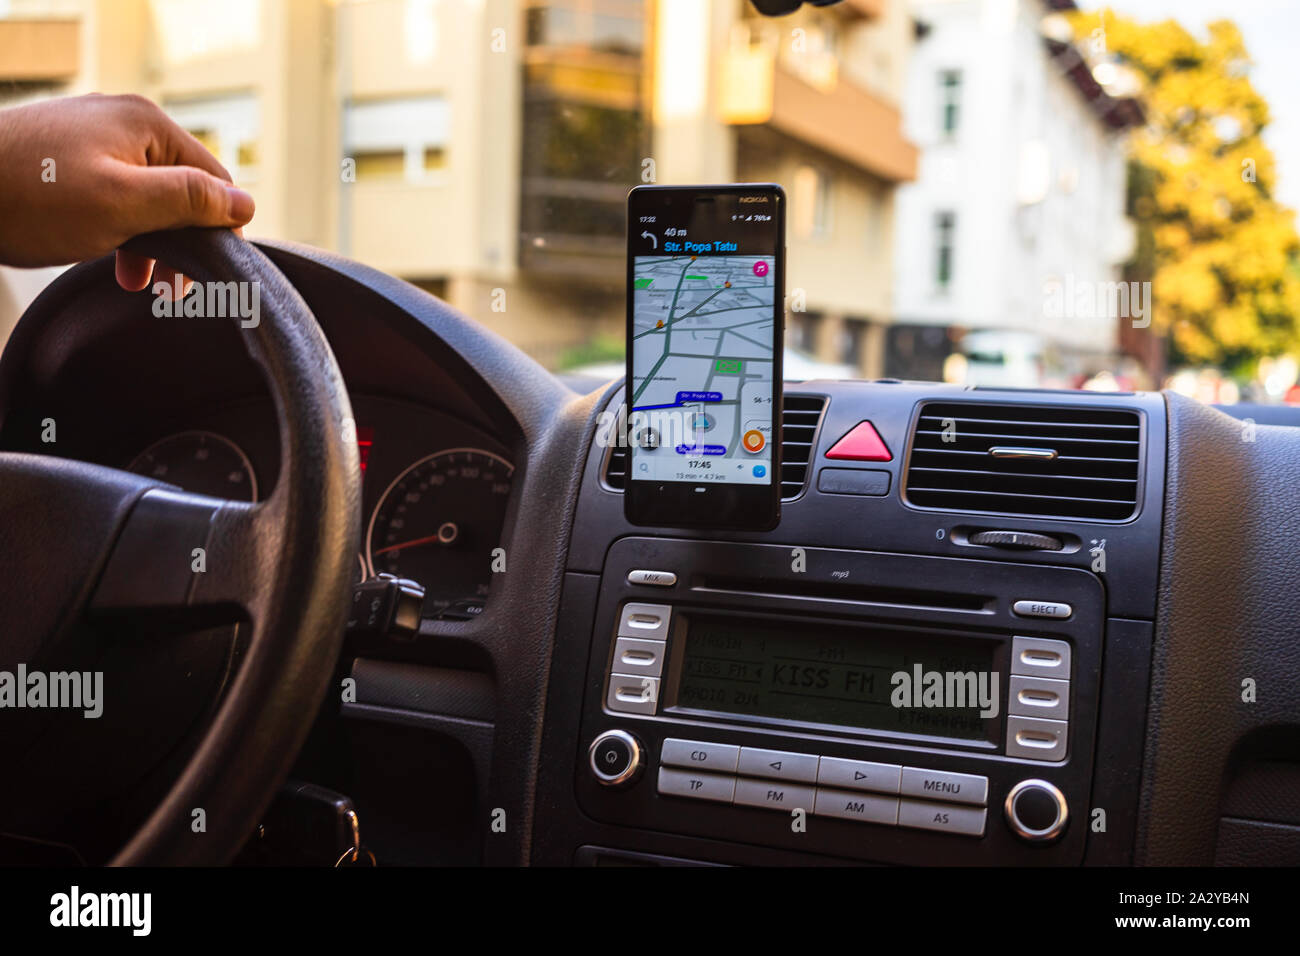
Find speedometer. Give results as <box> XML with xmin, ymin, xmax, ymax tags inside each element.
<box><xmin>365</xmin><ymin>448</ymin><xmax>514</xmax><ymax>618</ymax></box>
<box><xmin>127</xmin><ymin>430</ymin><xmax>258</xmax><ymax>501</ymax></box>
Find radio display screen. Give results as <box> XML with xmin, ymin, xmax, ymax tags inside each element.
<box><xmin>669</xmin><ymin>616</ymin><xmax>1001</xmax><ymax>742</ymax></box>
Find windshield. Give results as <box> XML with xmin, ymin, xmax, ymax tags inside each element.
<box><xmin>0</xmin><ymin>0</ymin><xmax>1296</xmax><ymax>402</ymax></box>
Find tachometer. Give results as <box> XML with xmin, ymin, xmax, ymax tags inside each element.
<box><xmin>128</xmin><ymin>430</ymin><xmax>258</xmax><ymax>501</ymax></box>
<box><xmin>365</xmin><ymin>448</ymin><xmax>513</xmax><ymax>618</ymax></box>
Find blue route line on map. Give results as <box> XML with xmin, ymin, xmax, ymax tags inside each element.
<box><xmin>631</xmin><ymin>390</ymin><xmax>723</xmax><ymax>412</ymax></box>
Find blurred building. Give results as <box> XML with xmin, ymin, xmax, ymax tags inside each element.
<box><xmin>890</xmin><ymin>0</ymin><xmax>1142</xmax><ymax>386</ymax></box>
<box><xmin>0</xmin><ymin>0</ymin><xmax>917</xmax><ymax>373</ymax></box>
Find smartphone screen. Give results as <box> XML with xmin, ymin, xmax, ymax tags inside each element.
<box><xmin>624</xmin><ymin>184</ymin><xmax>785</xmax><ymax>530</ymax></box>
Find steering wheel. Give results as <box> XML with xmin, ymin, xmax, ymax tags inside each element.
<box><xmin>0</xmin><ymin>229</ymin><xmax>360</xmax><ymax>865</ymax></box>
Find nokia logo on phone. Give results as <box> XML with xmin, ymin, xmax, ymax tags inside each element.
<box><xmin>738</xmin><ymin>196</ymin><xmax>770</xmax><ymax>203</ymax></box>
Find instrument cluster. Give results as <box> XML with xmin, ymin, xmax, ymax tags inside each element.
<box><xmin>124</xmin><ymin>394</ymin><xmax>513</xmax><ymax>620</ymax></box>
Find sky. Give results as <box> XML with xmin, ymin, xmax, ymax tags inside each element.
<box><xmin>1080</xmin><ymin>0</ymin><xmax>1300</xmax><ymax>212</ymax></box>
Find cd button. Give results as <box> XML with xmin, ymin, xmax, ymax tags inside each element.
<box><xmin>900</xmin><ymin>767</ymin><xmax>988</xmax><ymax>806</ymax></box>
<box><xmin>816</xmin><ymin>756</ymin><xmax>901</xmax><ymax>794</ymax></box>
<box><xmin>734</xmin><ymin>778</ymin><xmax>816</xmax><ymax>813</ymax></box>
<box><xmin>737</xmin><ymin>747</ymin><xmax>819</xmax><ymax>783</ymax></box>
<box><xmin>898</xmin><ymin>799</ymin><xmax>987</xmax><ymax>837</ymax></box>
<box><xmin>660</xmin><ymin>738</ymin><xmax>740</xmax><ymax>774</ymax></box>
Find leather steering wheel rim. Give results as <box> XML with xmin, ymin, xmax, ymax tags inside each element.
<box><xmin>1</xmin><ymin>228</ymin><xmax>360</xmax><ymax>865</ymax></box>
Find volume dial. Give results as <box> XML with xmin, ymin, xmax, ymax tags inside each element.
<box><xmin>1004</xmin><ymin>779</ymin><xmax>1068</xmax><ymax>842</ymax></box>
<box><xmin>589</xmin><ymin>730</ymin><xmax>644</xmax><ymax>787</ymax></box>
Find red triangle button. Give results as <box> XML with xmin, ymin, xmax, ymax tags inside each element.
<box><xmin>825</xmin><ymin>421</ymin><xmax>892</xmax><ymax>462</ymax></box>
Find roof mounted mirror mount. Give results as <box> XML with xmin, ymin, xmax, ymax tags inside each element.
<box><xmin>749</xmin><ymin>0</ymin><xmax>845</xmax><ymax>16</ymax></box>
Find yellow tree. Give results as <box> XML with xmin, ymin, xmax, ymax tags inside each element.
<box><xmin>1071</xmin><ymin>12</ymin><xmax>1300</xmax><ymax>371</ymax></box>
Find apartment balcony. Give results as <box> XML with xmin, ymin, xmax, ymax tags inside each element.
<box><xmin>517</xmin><ymin>48</ymin><xmax>649</xmax><ymax>281</ymax></box>
<box><xmin>0</xmin><ymin>19</ymin><xmax>80</xmax><ymax>82</ymax></box>
<box><xmin>518</xmin><ymin>176</ymin><xmax>629</xmax><ymax>281</ymax></box>
<box><xmin>719</xmin><ymin>44</ymin><xmax>917</xmax><ymax>184</ymax></box>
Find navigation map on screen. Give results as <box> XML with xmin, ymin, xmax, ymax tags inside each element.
<box><xmin>629</xmin><ymin>252</ymin><xmax>776</xmax><ymax>486</ymax></box>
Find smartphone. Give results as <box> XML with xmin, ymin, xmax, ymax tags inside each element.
<box><xmin>624</xmin><ymin>183</ymin><xmax>785</xmax><ymax>530</ymax></box>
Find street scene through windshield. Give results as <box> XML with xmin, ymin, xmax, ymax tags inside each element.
<box><xmin>1</xmin><ymin>0</ymin><xmax>1297</xmax><ymax>403</ymax></box>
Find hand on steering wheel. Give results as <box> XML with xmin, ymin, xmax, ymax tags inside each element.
<box><xmin>0</xmin><ymin>93</ymin><xmax>255</xmax><ymax>290</ymax></box>
<box><xmin>0</xmin><ymin>228</ymin><xmax>360</xmax><ymax>864</ymax></box>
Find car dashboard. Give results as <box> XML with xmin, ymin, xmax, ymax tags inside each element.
<box><xmin>4</xmin><ymin>239</ymin><xmax>1299</xmax><ymax>869</ymax></box>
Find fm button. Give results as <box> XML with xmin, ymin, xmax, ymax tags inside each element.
<box><xmin>589</xmin><ymin>730</ymin><xmax>644</xmax><ymax>787</ymax></box>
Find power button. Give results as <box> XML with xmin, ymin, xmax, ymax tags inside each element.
<box><xmin>589</xmin><ymin>730</ymin><xmax>644</xmax><ymax>787</ymax></box>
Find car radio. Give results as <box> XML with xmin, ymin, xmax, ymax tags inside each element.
<box><xmin>575</xmin><ymin>537</ymin><xmax>1104</xmax><ymax>865</ymax></box>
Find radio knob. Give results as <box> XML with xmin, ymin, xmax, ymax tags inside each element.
<box><xmin>588</xmin><ymin>730</ymin><xmax>644</xmax><ymax>787</ymax></box>
<box><xmin>1004</xmin><ymin>779</ymin><xmax>1068</xmax><ymax>842</ymax></box>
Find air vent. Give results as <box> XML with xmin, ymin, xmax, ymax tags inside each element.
<box><xmin>602</xmin><ymin>394</ymin><xmax>827</xmax><ymax>500</ymax></box>
<box><xmin>603</xmin><ymin>443</ymin><xmax>629</xmax><ymax>490</ymax></box>
<box><xmin>779</xmin><ymin>395</ymin><xmax>827</xmax><ymax>498</ymax></box>
<box><xmin>904</xmin><ymin>402</ymin><xmax>1141</xmax><ymax>521</ymax></box>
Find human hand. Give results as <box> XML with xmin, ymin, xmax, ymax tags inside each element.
<box><xmin>0</xmin><ymin>93</ymin><xmax>254</xmax><ymax>291</ymax></box>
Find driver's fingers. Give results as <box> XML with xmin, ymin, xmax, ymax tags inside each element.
<box><xmin>114</xmin><ymin>250</ymin><xmax>154</xmax><ymax>292</ymax></box>
<box><xmin>145</xmin><ymin>111</ymin><xmax>235</xmax><ymax>184</ymax></box>
<box><xmin>154</xmin><ymin>262</ymin><xmax>192</xmax><ymax>300</ymax></box>
<box><xmin>113</xmin><ymin>215</ymin><xmax>247</xmax><ymax>295</ymax></box>
<box><xmin>113</xmin><ymin>161</ymin><xmax>255</xmax><ymax>235</ymax></box>
<box><xmin>109</xmin><ymin>130</ymin><xmax>251</xmax><ymax>290</ymax></box>
<box><xmin>114</xmin><ymin>252</ymin><xmax>195</xmax><ymax>297</ymax></box>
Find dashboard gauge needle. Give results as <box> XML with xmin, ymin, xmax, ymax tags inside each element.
<box><xmin>373</xmin><ymin>521</ymin><xmax>459</xmax><ymax>557</ymax></box>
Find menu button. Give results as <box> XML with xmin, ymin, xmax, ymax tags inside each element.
<box><xmin>900</xmin><ymin>767</ymin><xmax>989</xmax><ymax>806</ymax></box>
